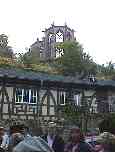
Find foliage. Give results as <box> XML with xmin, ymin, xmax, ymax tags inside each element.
<box><xmin>63</xmin><ymin>103</ymin><xmax>82</xmax><ymax>125</ymax></box>
<box><xmin>0</xmin><ymin>34</ymin><xmax>13</xmax><ymax>58</ymax></box>
<box><xmin>98</xmin><ymin>113</ymin><xmax>115</xmax><ymax>134</ymax></box>
<box><xmin>0</xmin><ymin>34</ymin><xmax>8</xmax><ymax>48</ymax></box>
<box><xmin>24</xmin><ymin>63</ymin><xmax>58</xmax><ymax>74</ymax></box>
<box><xmin>0</xmin><ymin>56</ymin><xmax>58</xmax><ymax>75</ymax></box>
<box><xmin>96</xmin><ymin>62</ymin><xmax>115</xmax><ymax>80</ymax></box>
<box><xmin>17</xmin><ymin>40</ymin><xmax>115</xmax><ymax>79</ymax></box>
<box><xmin>0</xmin><ymin>34</ymin><xmax>59</xmax><ymax>74</ymax></box>
<box><xmin>0</xmin><ymin>56</ymin><xmax>16</xmax><ymax>67</ymax></box>
<box><xmin>19</xmin><ymin>48</ymin><xmax>41</xmax><ymax>65</ymax></box>
<box><xmin>53</xmin><ymin>41</ymin><xmax>97</xmax><ymax>77</ymax></box>
<box><xmin>1</xmin><ymin>34</ymin><xmax>115</xmax><ymax>80</ymax></box>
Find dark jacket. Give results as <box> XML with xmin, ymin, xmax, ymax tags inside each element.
<box><xmin>64</xmin><ymin>141</ymin><xmax>94</xmax><ymax>152</ymax></box>
<box><xmin>41</xmin><ymin>134</ymin><xmax>65</xmax><ymax>152</ymax></box>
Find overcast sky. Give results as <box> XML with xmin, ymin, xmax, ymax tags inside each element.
<box><xmin>0</xmin><ymin>0</ymin><xmax>115</xmax><ymax>64</ymax></box>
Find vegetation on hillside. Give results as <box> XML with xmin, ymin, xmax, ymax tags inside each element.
<box><xmin>0</xmin><ymin>34</ymin><xmax>13</xmax><ymax>58</ymax></box>
<box><xmin>0</xmin><ymin>34</ymin><xmax>115</xmax><ymax>79</ymax></box>
<box><xmin>52</xmin><ymin>41</ymin><xmax>97</xmax><ymax>78</ymax></box>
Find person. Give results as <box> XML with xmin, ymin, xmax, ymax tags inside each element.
<box><xmin>8</xmin><ymin>121</ymin><xmax>53</xmax><ymax>152</ymax></box>
<box><xmin>8</xmin><ymin>123</ymin><xmax>26</xmax><ymax>151</ymax></box>
<box><xmin>23</xmin><ymin>126</ymin><xmax>31</xmax><ymax>137</ymax></box>
<box><xmin>0</xmin><ymin>127</ymin><xmax>9</xmax><ymax>151</ymax></box>
<box><xmin>94</xmin><ymin>142</ymin><xmax>104</xmax><ymax>152</ymax></box>
<box><xmin>41</xmin><ymin>122</ymin><xmax>65</xmax><ymax>152</ymax></box>
<box><xmin>1</xmin><ymin>132</ymin><xmax>9</xmax><ymax>151</ymax></box>
<box><xmin>64</xmin><ymin>126</ymin><xmax>94</xmax><ymax>152</ymax></box>
<box><xmin>13</xmin><ymin>135</ymin><xmax>53</xmax><ymax>152</ymax></box>
<box><xmin>96</xmin><ymin>132</ymin><xmax>115</xmax><ymax>152</ymax></box>
<box><xmin>9</xmin><ymin>132</ymin><xmax>24</xmax><ymax>151</ymax></box>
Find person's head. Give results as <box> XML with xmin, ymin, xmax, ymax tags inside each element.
<box><xmin>94</xmin><ymin>142</ymin><xmax>104</xmax><ymax>151</ymax></box>
<box><xmin>10</xmin><ymin>124</ymin><xmax>26</xmax><ymax>135</ymax></box>
<box><xmin>0</xmin><ymin>127</ymin><xmax>5</xmax><ymax>137</ymax></box>
<box><xmin>19</xmin><ymin>124</ymin><xmax>26</xmax><ymax>135</ymax></box>
<box><xmin>70</xmin><ymin>127</ymin><xmax>84</xmax><ymax>143</ymax></box>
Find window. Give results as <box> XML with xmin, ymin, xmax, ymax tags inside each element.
<box><xmin>48</xmin><ymin>34</ymin><xmax>54</xmax><ymax>43</ymax></box>
<box><xmin>56</xmin><ymin>31</ymin><xmax>63</xmax><ymax>42</ymax></box>
<box><xmin>15</xmin><ymin>88</ymin><xmax>37</xmax><ymax>104</ymax></box>
<box><xmin>30</xmin><ymin>90</ymin><xmax>37</xmax><ymax>104</ymax></box>
<box><xmin>23</xmin><ymin>89</ymin><xmax>29</xmax><ymax>102</ymax></box>
<box><xmin>74</xmin><ymin>94</ymin><xmax>80</xmax><ymax>106</ymax></box>
<box><xmin>59</xmin><ymin>91</ymin><xmax>66</xmax><ymax>105</ymax></box>
<box><xmin>56</xmin><ymin>48</ymin><xmax>64</xmax><ymax>58</ymax></box>
<box><xmin>16</xmin><ymin>88</ymin><xmax>23</xmax><ymax>103</ymax></box>
<box><xmin>109</xmin><ymin>96</ymin><xmax>115</xmax><ymax>112</ymax></box>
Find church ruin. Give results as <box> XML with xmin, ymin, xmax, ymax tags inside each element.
<box><xmin>30</xmin><ymin>23</ymin><xmax>76</xmax><ymax>61</ymax></box>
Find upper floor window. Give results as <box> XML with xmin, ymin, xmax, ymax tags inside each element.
<box><xmin>49</xmin><ymin>34</ymin><xmax>54</xmax><ymax>43</ymax></box>
<box><xmin>15</xmin><ymin>88</ymin><xmax>37</xmax><ymax>104</ymax></box>
<box><xmin>56</xmin><ymin>31</ymin><xmax>63</xmax><ymax>43</ymax></box>
<box><xmin>59</xmin><ymin>91</ymin><xmax>66</xmax><ymax>105</ymax></box>
<box><xmin>74</xmin><ymin>94</ymin><xmax>80</xmax><ymax>106</ymax></box>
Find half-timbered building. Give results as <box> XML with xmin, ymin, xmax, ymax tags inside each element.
<box><xmin>0</xmin><ymin>67</ymin><xmax>115</xmax><ymax>133</ymax></box>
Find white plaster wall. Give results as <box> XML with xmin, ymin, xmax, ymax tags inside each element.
<box><xmin>42</xmin><ymin>106</ymin><xmax>47</xmax><ymax>115</ymax></box>
<box><xmin>39</xmin><ymin>90</ymin><xmax>47</xmax><ymax>103</ymax></box>
<box><xmin>20</xmin><ymin>116</ymin><xmax>27</xmax><ymax>119</ymax></box>
<box><xmin>42</xmin><ymin>97</ymin><xmax>47</xmax><ymax>105</ymax></box>
<box><xmin>6</xmin><ymin>87</ymin><xmax>13</xmax><ymax>102</ymax></box>
<box><xmin>51</xmin><ymin>90</ymin><xmax>57</xmax><ymax>104</ymax></box>
<box><xmin>3</xmin><ymin>104</ymin><xmax>8</xmax><ymax>113</ymax></box>
<box><xmin>50</xmin><ymin>98</ymin><xmax>55</xmax><ymax>105</ymax></box>
<box><xmin>3</xmin><ymin>115</ymin><xmax>9</xmax><ymax>119</ymax></box>
<box><xmin>84</xmin><ymin>90</ymin><xmax>95</xmax><ymax>97</ymax></box>
<box><xmin>49</xmin><ymin>107</ymin><xmax>55</xmax><ymax>115</ymax></box>
<box><xmin>0</xmin><ymin>86</ymin><xmax>2</xmax><ymax>101</ymax></box>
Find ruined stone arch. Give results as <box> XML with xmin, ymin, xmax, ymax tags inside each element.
<box><xmin>56</xmin><ymin>29</ymin><xmax>64</xmax><ymax>43</ymax></box>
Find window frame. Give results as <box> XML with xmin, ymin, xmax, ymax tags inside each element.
<box><xmin>56</xmin><ymin>31</ymin><xmax>64</xmax><ymax>43</ymax></box>
<box><xmin>15</xmin><ymin>88</ymin><xmax>37</xmax><ymax>104</ymax></box>
<box><xmin>74</xmin><ymin>94</ymin><xmax>80</xmax><ymax>106</ymax></box>
<box><xmin>59</xmin><ymin>91</ymin><xmax>66</xmax><ymax>106</ymax></box>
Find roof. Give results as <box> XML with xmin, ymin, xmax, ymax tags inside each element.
<box><xmin>45</xmin><ymin>25</ymin><xmax>73</xmax><ymax>32</ymax></box>
<box><xmin>0</xmin><ymin>67</ymin><xmax>78</xmax><ymax>83</ymax></box>
<box><xmin>0</xmin><ymin>67</ymin><xmax>115</xmax><ymax>89</ymax></box>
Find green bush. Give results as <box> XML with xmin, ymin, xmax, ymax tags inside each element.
<box><xmin>99</xmin><ymin>113</ymin><xmax>115</xmax><ymax>134</ymax></box>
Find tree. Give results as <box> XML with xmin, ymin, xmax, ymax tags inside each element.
<box><xmin>96</xmin><ymin>62</ymin><xmax>115</xmax><ymax>80</ymax></box>
<box><xmin>63</xmin><ymin>90</ymin><xmax>96</xmax><ymax>133</ymax></box>
<box><xmin>53</xmin><ymin>41</ymin><xmax>97</xmax><ymax>77</ymax></box>
<box><xmin>20</xmin><ymin>48</ymin><xmax>41</xmax><ymax>65</ymax></box>
<box><xmin>98</xmin><ymin>113</ymin><xmax>115</xmax><ymax>134</ymax></box>
<box><xmin>0</xmin><ymin>34</ymin><xmax>13</xmax><ymax>58</ymax></box>
<box><xmin>0</xmin><ymin>34</ymin><xmax>8</xmax><ymax>48</ymax></box>
<box><xmin>63</xmin><ymin>102</ymin><xmax>82</xmax><ymax>125</ymax></box>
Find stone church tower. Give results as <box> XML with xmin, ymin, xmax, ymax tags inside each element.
<box><xmin>30</xmin><ymin>23</ymin><xmax>75</xmax><ymax>61</ymax></box>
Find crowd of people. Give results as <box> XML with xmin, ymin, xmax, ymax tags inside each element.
<box><xmin>0</xmin><ymin>121</ymin><xmax>115</xmax><ymax>152</ymax></box>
